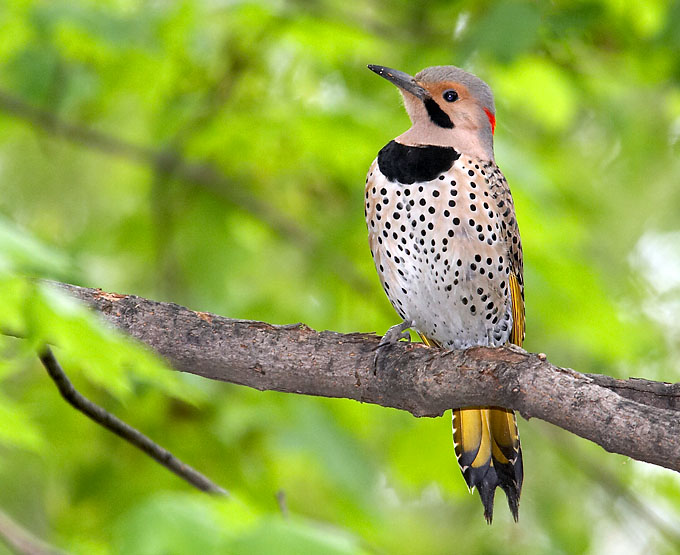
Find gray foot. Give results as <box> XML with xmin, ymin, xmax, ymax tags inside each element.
<box><xmin>373</xmin><ymin>319</ymin><xmax>414</xmax><ymax>374</ymax></box>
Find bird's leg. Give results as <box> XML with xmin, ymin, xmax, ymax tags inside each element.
<box><xmin>379</xmin><ymin>319</ymin><xmax>414</xmax><ymax>346</ymax></box>
<box><xmin>373</xmin><ymin>319</ymin><xmax>414</xmax><ymax>374</ymax></box>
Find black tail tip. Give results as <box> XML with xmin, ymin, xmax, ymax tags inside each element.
<box><xmin>477</xmin><ymin>483</ymin><xmax>496</xmax><ymax>525</ymax></box>
<box><xmin>480</xmin><ymin>489</ymin><xmax>520</xmax><ymax>524</ymax></box>
<box><xmin>499</xmin><ymin>477</ymin><xmax>521</xmax><ymax>523</ymax></box>
<box><xmin>506</xmin><ymin>491</ymin><xmax>520</xmax><ymax>523</ymax></box>
<box><xmin>478</xmin><ymin>478</ymin><xmax>521</xmax><ymax>524</ymax></box>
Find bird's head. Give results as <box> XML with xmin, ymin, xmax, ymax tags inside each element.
<box><xmin>368</xmin><ymin>64</ymin><xmax>496</xmax><ymax>158</ymax></box>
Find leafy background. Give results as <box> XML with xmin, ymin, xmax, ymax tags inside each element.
<box><xmin>1</xmin><ymin>0</ymin><xmax>680</xmax><ymax>553</ymax></box>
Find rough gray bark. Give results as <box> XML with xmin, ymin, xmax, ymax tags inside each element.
<box><xmin>53</xmin><ymin>282</ymin><xmax>680</xmax><ymax>474</ymax></box>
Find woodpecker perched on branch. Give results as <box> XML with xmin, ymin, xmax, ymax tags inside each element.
<box><xmin>365</xmin><ymin>64</ymin><xmax>524</xmax><ymax>523</ymax></box>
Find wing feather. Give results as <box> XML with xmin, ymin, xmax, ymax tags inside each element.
<box><xmin>509</xmin><ymin>272</ymin><xmax>525</xmax><ymax>347</ymax></box>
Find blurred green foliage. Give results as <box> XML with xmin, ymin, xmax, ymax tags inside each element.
<box><xmin>1</xmin><ymin>0</ymin><xmax>680</xmax><ymax>553</ymax></box>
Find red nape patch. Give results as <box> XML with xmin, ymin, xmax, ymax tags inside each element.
<box><xmin>484</xmin><ymin>108</ymin><xmax>496</xmax><ymax>134</ymax></box>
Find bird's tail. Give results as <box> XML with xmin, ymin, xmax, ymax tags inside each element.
<box><xmin>419</xmin><ymin>333</ymin><xmax>523</xmax><ymax>523</ymax></box>
<box><xmin>452</xmin><ymin>406</ymin><xmax>523</xmax><ymax>523</ymax></box>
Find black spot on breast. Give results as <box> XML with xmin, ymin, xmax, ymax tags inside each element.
<box><xmin>424</xmin><ymin>98</ymin><xmax>454</xmax><ymax>128</ymax></box>
<box><xmin>377</xmin><ymin>141</ymin><xmax>460</xmax><ymax>185</ymax></box>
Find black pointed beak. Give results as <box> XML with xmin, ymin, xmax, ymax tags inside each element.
<box><xmin>367</xmin><ymin>65</ymin><xmax>430</xmax><ymax>100</ymax></box>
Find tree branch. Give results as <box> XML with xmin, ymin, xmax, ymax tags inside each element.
<box><xmin>51</xmin><ymin>281</ymin><xmax>680</xmax><ymax>474</ymax></box>
<box><xmin>38</xmin><ymin>346</ymin><xmax>227</xmax><ymax>496</ymax></box>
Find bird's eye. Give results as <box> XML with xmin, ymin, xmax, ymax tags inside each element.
<box><xmin>442</xmin><ymin>89</ymin><xmax>459</xmax><ymax>102</ymax></box>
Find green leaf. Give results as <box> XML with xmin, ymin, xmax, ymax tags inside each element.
<box><xmin>0</xmin><ymin>215</ymin><xmax>73</xmax><ymax>278</ymax></box>
<box><xmin>228</xmin><ymin>517</ymin><xmax>366</xmax><ymax>555</ymax></box>
<box><xmin>0</xmin><ymin>392</ymin><xmax>44</xmax><ymax>451</ymax></box>
<box><xmin>114</xmin><ymin>493</ymin><xmax>227</xmax><ymax>555</ymax></box>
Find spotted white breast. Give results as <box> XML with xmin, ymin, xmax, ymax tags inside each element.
<box><xmin>365</xmin><ymin>146</ymin><xmax>522</xmax><ymax>349</ymax></box>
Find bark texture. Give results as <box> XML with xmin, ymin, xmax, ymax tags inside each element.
<box><xmin>53</xmin><ymin>282</ymin><xmax>680</xmax><ymax>473</ymax></box>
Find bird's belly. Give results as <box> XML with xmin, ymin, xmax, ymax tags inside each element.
<box><xmin>366</xmin><ymin>159</ymin><xmax>513</xmax><ymax>348</ymax></box>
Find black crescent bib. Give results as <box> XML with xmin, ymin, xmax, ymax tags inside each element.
<box><xmin>377</xmin><ymin>140</ymin><xmax>461</xmax><ymax>185</ymax></box>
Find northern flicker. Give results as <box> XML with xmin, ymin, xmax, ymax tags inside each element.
<box><xmin>365</xmin><ymin>64</ymin><xmax>524</xmax><ymax>523</ymax></box>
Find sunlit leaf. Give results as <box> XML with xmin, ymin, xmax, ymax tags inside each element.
<box><xmin>0</xmin><ymin>393</ymin><xmax>44</xmax><ymax>451</ymax></box>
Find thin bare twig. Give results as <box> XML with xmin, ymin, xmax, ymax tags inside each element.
<box><xmin>37</xmin><ymin>346</ymin><xmax>227</xmax><ymax>496</ymax></box>
<box><xmin>0</xmin><ymin>507</ymin><xmax>64</xmax><ymax>555</ymax></box>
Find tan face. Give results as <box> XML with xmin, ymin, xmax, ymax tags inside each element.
<box><xmin>411</xmin><ymin>80</ymin><xmax>495</xmax><ymax>134</ymax></box>
<box><xmin>422</xmin><ymin>81</ymin><xmax>470</xmax><ymax>102</ymax></box>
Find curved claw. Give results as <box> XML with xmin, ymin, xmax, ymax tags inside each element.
<box><xmin>373</xmin><ymin>320</ymin><xmax>414</xmax><ymax>374</ymax></box>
